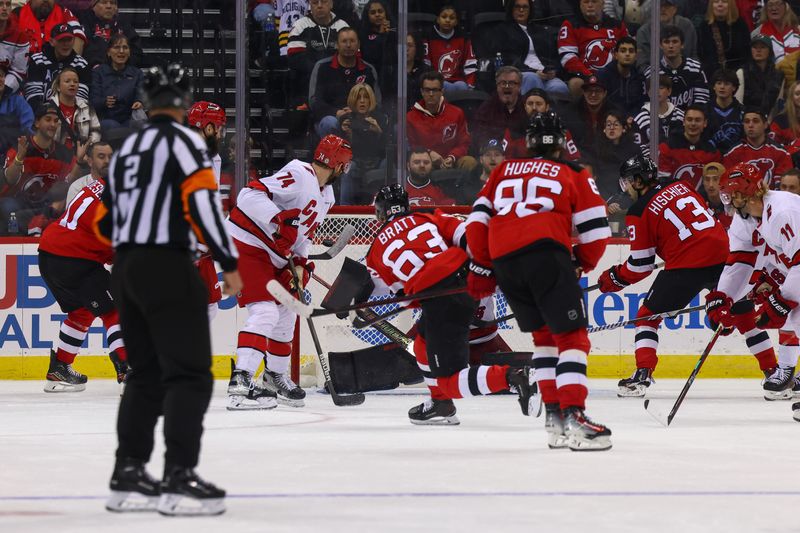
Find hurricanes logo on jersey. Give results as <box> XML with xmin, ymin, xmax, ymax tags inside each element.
<box><xmin>437</xmin><ymin>50</ymin><xmax>462</xmax><ymax>77</ymax></box>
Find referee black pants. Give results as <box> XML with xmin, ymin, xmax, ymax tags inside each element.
<box><xmin>111</xmin><ymin>246</ymin><xmax>213</xmax><ymax>470</ymax></box>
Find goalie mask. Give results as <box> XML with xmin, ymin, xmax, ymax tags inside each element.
<box><xmin>374</xmin><ymin>184</ymin><xmax>409</xmax><ymax>223</ymax></box>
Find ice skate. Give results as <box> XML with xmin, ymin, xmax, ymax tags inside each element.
<box><xmin>617</xmin><ymin>367</ymin><xmax>654</xmax><ymax>398</ymax></box>
<box><xmin>259</xmin><ymin>369</ymin><xmax>306</xmax><ymax>407</ymax></box>
<box><xmin>44</xmin><ymin>350</ymin><xmax>87</xmax><ymax>392</ymax></box>
<box><xmin>157</xmin><ymin>466</ymin><xmax>225</xmax><ymax>516</ymax></box>
<box><xmin>227</xmin><ymin>359</ymin><xmax>277</xmax><ymax>411</ymax></box>
<box><xmin>763</xmin><ymin>365</ymin><xmax>795</xmax><ymax>401</ymax></box>
<box><xmin>563</xmin><ymin>407</ymin><xmax>612</xmax><ymax>451</ymax></box>
<box><xmin>793</xmin><ymin>375</ymin><xmax>800</xmax><ymax>399</ymax></box>
<box><xmin>106</xmin><ymin>458</ymin><xmax>160</xmax><ymax>512</ymax></box>
<box><xmin>408</xmin><ymin>398</ymin><xmax>460</xmax><ymax>425</ymax></box>
<box><xmin>108</xmin><ymin>351</ymin><xmax>129</xmax><ymax>384</ymax></box>
<box><xmin>506</xmin><ymin>366</ymin><xmax>541</xmax><ymax>416</ymax></box>
<box><xmin>544</xmin><ymin>403</ymin><xmax>568</xmax><ymax>449</ymax></box>
<box><xmin>793</xmin><ymin>402</ymin><xmax>800</xmax><ymax>422</ymax></box>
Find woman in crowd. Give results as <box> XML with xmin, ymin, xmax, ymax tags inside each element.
<box><xmin>337</xmin><ymin>83</ymin><xmax>387</xmax><ymax>205</ymax></box>
<box><xmin>770</xmin><ymin>79</ymin><xmax>800</xmax><ymax>151</ymax></box>
<box><xmin>90</xmin><ymin>34</ymin><xmax>144</xmax><ymax>131</ymax></box>
<box><xmin>736</xmin><ymin>33</ymin><xmax>784</xmax><ymax>113</ymax></box>
<box><xmin>358</xmin><ymin>0</ymin><xmax>395</xmax><ymax>67</ymax></box>
<box><xmin>698</xmin><ymin>0</ymin><xmax>751</xmax><ymax>78</ymax></box>
<box><xmin>589</xmin><ymin>109</ymin><xmax>640</xmax><ymax>200</ymax></box>
<box><xmin>49</xmin><ymin>67</ymin><xmax>100</xmax><ymax>152</ymax></box>
<box><xmin>752</xmin><ymin>0</ymin><xmax>800</xmax><ymax>62</ymax></box>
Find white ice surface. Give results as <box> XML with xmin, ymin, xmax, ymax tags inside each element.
<box><xmin>0</xmin><ymin>379</ymin><xmax>798</xmax><ymax>533</ymax></box>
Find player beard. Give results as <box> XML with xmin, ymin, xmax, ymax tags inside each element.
<box><xmin>205</xmin><ymin>134</ymin><xmax>220</xmax><ymax>156</ymax></box>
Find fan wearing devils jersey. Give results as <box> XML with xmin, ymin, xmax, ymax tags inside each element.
<box><xmin>597</xmin><ymin>155</ymin><xmax>731</xmax><ymax>398</ymax></box>
<box><xmin>37</xmin><ymin>165</ymin><xmax>129</xmax><ymax>392</ymax></box>
<box><xmin>467</xmin><ymin>111</ymin><xmax>613</xmax><ymax>451</ymax></box>
<box><xmin>723</xmin><ymin>108</ymin><xmax>792</xmax><ymax>189</ymax></box>
<box><xmin>422</xmin><ymin>6</ymin><xmax>476</xmax><ymax>90</ymax></box>
<box><xmin>708</xmin><ymin>163</ymin><xmax>800</xmax><ymax>420</ymax></box>
<box><xmin>558</xmin><ymin>0</ymin><xmax>628</xmax><ymax>96</ymax></box>
<box><xmin>224</xmin><ymin>134</ymin><xmax>351</xmax><ymax>410</ymax></box>
<box><xmin>658</xmin><ymin>104</ymin><xmax>721</xmax><ymax>189</ymax></box>
<box><xmin>362</xmin><ymin>185</ymin><xmax>536</xmax><ymax>426</ymax></box>
<box><xmin>188</xmin><ymin>101</ymin><xmax>227</xmax><ymax>322</ymax></box>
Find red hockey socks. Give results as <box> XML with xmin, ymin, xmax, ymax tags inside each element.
<box><xmin>552</xmin><ymin>329</ymin><xmax>591</xmax><ymax>411</ymax></box>
<box><xmin>414</xmin><ymin>335</ymin><xmax>447</xmax><ymax>400</ymax></box>
<box><xmin>434</xmin><ymin>365</ymin><xmax>509</xmax><ymax>399</ymax></box>
<box><xmin>100</xmin><ymin>309</ymin><xmax>127</xmax><ymax>361</ymax></box>
<box><xmin>633</xmin><ymin>305</ymin><xmax>660</xmax><ymax>370</ymax></box>
<box><xmin>532</xmin><ymin>327</ymin><xmax>558</xmax><ymax>405</ymax></box>
<box><xmin>56</xmin><ymin>309</ymin><xmax>94</xmax><ymax>364</ymax></box>
<box><xmin>736</xmin><ymin>312</ymin><xmax>777</xmax><ymax>370</ymax></box>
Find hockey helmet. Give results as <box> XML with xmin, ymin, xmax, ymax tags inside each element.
<box><xmin>313</xmin><ymin>134</ymin><xmax>353</xmax><ymax>172</ymax></box>
<box><xmin>619</xmin><ymin>154</ymin><xmax>659</xmax><ymax>191</ymax></box>
<box><xmin>374</xmin><ymin>184</ymin><xmax>409</xmax><ymax>223</ymax></box>
<box><xmin>525</xmin><ymin>111</ymin><xmax>565</xmax><ymax>153</ymax></box>
<box><xmin>142</xmin><ymin>63</ymin><xmax>192</xmax><ymax>110</ymax></box>
<box><xmin>188</xmin><ymin>101</ymin><xmax>227</xmax><ymax>129</ymax></box>
<box><xmin>719</xmin><ymin>162</ymin><xmax>766</xmax><ymax>205</ymax></box>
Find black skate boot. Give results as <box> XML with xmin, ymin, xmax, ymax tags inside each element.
<box><xmin>792</xmin><ymin>375</ymin><xmax>800</xmax><ymax>399</ymax></box>
<box><xmin>408</xmin><ymin>398</ymin><xmax>460</xmax><ymax>425</ymax></box>
<box><xmin>227</xmin><ymin>359</ymin><xmax>277</xmax><ymax>411</ymax></box>
<box><xmin>261</xmin><ymin>369</ymin><xmax>306</xmax><ymax>407</ymax></box>
<box><xmin>563</xmin><ymin>407</ymin><xmax>612</xmax><ymax>451</ymax></box>
<box><xmin>793</xmin><ymin>402</ymin><xmax>800</xmax><ymax>422</ymax></box>
<box><xmin>44</xmin><ymin>350</ymin><xmax>87</xmax><ymax>392</ymax></box>
<box><xmin>544</xmin><ymin>403</ymin><xmax>568</xmax><ymax>449</ymax></box>
<box><xmin>763</xmin><ymin>365</ymin><xmax>795</xmax><ymax>400</ymax></box>
<box><xmin>106</xmin><ymin>458</ymin><xmax>160</xmax><ymax>512</ymax></box>
<box><xmin>157</xmin><ymin>466</ymin><xmax>225</xmax><ymax>516</ymax></box>
<box><xmin>109</xmin><ymin>351</ymin><xmax>129</xmax><ymax>384</ymax></box>
<box><xmin>506</xmin><ymin>366</ymin><xmax>541</xmax><ymax>416</ymax></box>
<box><xmin>617</xmin><ymin>367</ymin><xmax>654</xmax><ymax>398</ymax></box>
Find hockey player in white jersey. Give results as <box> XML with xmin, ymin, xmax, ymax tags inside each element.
<box><xmin>225</xmin><ymin>134</ymin><xmax>352</xmax><ymax>409</ymax></box>
<box><xmin>707</xmin><ymin>163</ymin><xmax>800</xmax><ymax>421</ymax></box>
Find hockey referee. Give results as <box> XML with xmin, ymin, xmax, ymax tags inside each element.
<box><xmin>94</xmin><ymin>64</ymin><xmax>242</xmax><ymax>516</ymax></box>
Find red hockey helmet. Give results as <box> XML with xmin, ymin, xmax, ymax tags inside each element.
<box><xmin>188</xmin><ymin>101</ymin><xmax>226</xmax><ymax>129</ymax></box>
<box><xmin>719</xmin><ymin>163</ymin><xmax>765</xmax><ymax>205</ymax></box>
<box><xmin>313</xmin><ymin>134</ymin><xmax>352</xmax><ymax>172</ymax></box>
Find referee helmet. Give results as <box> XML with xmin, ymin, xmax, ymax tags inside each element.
<box><xmin>143</xmin><ymin>63</ymin><xmax>193</xmax><ymax>110</ymax></box>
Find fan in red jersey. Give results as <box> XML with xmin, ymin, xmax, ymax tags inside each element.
<box><xmin>658</xmin><ymin>104</ymin><xmax>722</xmax><ymax>189</ymax></box>
<box><xmin>360</xmin><ymin>184</ymin><xmax>536</xmax><ymax>426</ymax></box>
<box><xmin>723</xmin><ymin>108</ymin><xmax>792</xmax><ymax>189</ymax></box>
<box><xmin>466</xmin><ymin>111</ymin><xmax>613</xmax><ymax>451</ymax></box>
<box><xmin>37</xmin><ymin>148</ymin><xmax>129</xmax><ymax>392</ymax></box>
<box><xmin>597</xmin><ymin>156</ymin><xmax>779</xmax><ymax>397</ymax></box>
<box><xmin>403</xmin><ymin>148</ymin><xmax>455</xmax><ymax>207</ymax></box>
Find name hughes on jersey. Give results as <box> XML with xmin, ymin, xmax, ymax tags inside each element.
<box><xmin>503</xmin><ymin>160</ymin><xmax>561</xmax><ymax>178</ymax></box>
<box><xmin>648</xmin><ymin>181</ymin><xmax>692</xmax><ymax>216</ymax></box>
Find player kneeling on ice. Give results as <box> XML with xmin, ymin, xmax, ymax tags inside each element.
<box><xmin>707</xmin><ymin>164</ymin><xmax>800</xmax><ymax>421</ymax></box>
<box><xmin>597</xmin><ymin>155</ymin><xmax>740</xmax><ymax>398</ymax></box>
<box><xmin>358</xmin><ymin>184</ymin><xmax>536</xmax><ymax>426</ymax></box>
<box><xmin>224</xmin><ymin>135</ymin><xmax>352</xmax><ymax>409</ymax></box>
<box><xmin>466</xmin><ymin>112</ymin><xmax>613</xmax><ymax>451</ymax></box>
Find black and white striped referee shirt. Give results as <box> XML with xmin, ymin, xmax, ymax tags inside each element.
<box><xmin>94</xmin><ymin>114</ymin><xmax>238</xmax><ymax>272</ymax></box>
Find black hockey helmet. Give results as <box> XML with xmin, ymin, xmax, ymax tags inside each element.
<box><xmin>142</xmin><ymin>63</ymin><xmax>192</xmax><ymax>110</ymax></box>
<box><xmin>525</xmin><ymin>111</ymin><xmax>565</xmax><ymax>154</ymax></box>
<box><xmin>374</xmin><ymin>184</ymin><xmax>409</xmax><ymax>223</ymax></box>
<box><xmin>619</xmin><ymin>154</ymin><xmax>659</xmax><ymax>191</ymax></box>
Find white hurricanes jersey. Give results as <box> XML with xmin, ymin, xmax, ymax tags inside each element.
<box><xmin>226</xmin><ymin>159</ymin><xmax>335</xmax><ymax>268</ymax></box>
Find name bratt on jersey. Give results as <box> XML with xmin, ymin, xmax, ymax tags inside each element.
<box><xmin>377</xmin><ymin>217</ymin><xmax>418</xmax><ymax>245</ymax></box>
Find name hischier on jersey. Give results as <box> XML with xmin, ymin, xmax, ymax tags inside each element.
<box><xmin>647</xmin><ymin>182</ymin><xmax>692</xmax><ymax>216</ymax></box>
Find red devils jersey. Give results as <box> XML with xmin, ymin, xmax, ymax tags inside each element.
<box><xmin>39</xmin><ymin>178</ymin><xmax>113</xmax><ymax>264</ymax></box>
<box><xmin>723</xmin><ymin>140</ymin><xmax>792</xmax><ymax>189</ymax></box>
<box><xmin>405</xmin><ymin>178</ymin><xmax>455</xmax><ymax>207</ymax></box>
<box><xmin>467</xmin><ymin>157</ymin><xmax>611</xmax><ymax>272</ymax></box>
<box><xmin>617</xmin><ymin>181</ymin><xmax>729</xmax><ymax>284</ymax></box>
<box><xmin>423</xmin><ymin>29</ymin><xmax>477</xmax><ymax>86</ymax></box>
<box><xmin>558</xmin><ymin>16</ymin><xmax>628</xmax><ymax>76</ymax></box>
<box><xmin>3</xmin><ymin>138</ymin><xmax>75</xmax><ymax>204</ymax></box>
<box><xmin>658</xmin><ymin>134</ymin><xmax>721</xmax><ymax>190</ymax></box>
<box><xmin>769</xmin><ymin>113</ymin><xmax>797</xmax><ymax>148</ymax></box>
<box><xmin>366</xmin><ymin>211</ymin><xmax>467</xmax><ymax>295</ymax></box>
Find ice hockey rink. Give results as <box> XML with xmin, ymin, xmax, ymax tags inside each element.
<box><xmin>1</xmin><ymin>379</ymin><xmax>798</xmax><ymax>533</ymax></box>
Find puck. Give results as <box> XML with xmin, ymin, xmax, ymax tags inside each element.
<box><xmin>322</xmin><ymin>238</ymin><xmax>335</xmax><ymax>247</ymax></box>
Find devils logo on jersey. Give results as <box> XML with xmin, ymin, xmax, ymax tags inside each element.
<box><xmin>673</xmin><ymin>164</ymin><xmax>703</xmax><ymax>187</ymax></box>
<box><xmin>437</xmin><ymin>50</ymin><xmax>462</xmax><ymax>78</ymax></box>
<box><xmin>584</xmin><ymin>39</ymin><xmax>614</xmax><ymax>70</ymax></box>
<box><xmin>442</xmin><ymin>123</ymin><xmax>457</xmax><ymax>143</ymax></box>
<box><xmin>748</xmin><ymin>158</ymin><xmax>776</xmax><ymax>181</ymax></box>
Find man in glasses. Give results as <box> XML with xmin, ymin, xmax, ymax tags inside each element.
<box><xmin>472</xmin><ymin>66</ymin><xmax>527</xmax><ymax>155</ymax></box>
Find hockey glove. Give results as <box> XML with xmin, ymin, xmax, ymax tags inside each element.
<box><xmin>748</xmin><ymin>269</ymin><xmax>780</xmax><ymax>306</ymax></box>
<box><xmin>756</xmin><ymin>292</ymin><xmax>798</xmax><ymax>329</ymax></box>
<box><xmin>597</xmin><ymin>265</ymin><xmax>629</xmax><ymax>293</ymax></box>
<box><xmin>705</xmin><ymin>290</ymin><xmax>735</xmax><ymax>335</ymax></box>
<box><xmin>467</xmin><ymin>261</ymin><xmax>496</xmax><ymax>300</ymax></box>
<box><xmin>272</xmin><ymin>208</ymin><xmax>301</xmax><ymax>257</ymax></box>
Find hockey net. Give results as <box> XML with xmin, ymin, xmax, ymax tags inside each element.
<box><xmin>298</xmin><ymin>206</ymin><xmax>524</xmax><ymax>387</ymax></box>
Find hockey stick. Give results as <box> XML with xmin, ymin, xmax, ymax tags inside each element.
<box><xmin>267</xmin><ymin>280</ymin><xmax>467</xmax><ymax>318</ymax></box>
<box><xmin>643</xmin><ymin>324</ymin><xmax>724</xmax><ymax>427</ymax></box>
<box><xmin>288</xmin><ymin>259</ymin><xmax>364</xmax><ymax>406</ymax></box>
<box><xmin>582</xmin><ymin>262</ymin><xmax>666</xmax><ymax>293</ymax></box>
<box><xmin>586</xmin><ymin>304</ymin><xmax>705</xmax><ymax>333</ymax></box>
<box><xmin>308</xmin><ymin>224</ymin><xmax>356</xmax><ymax>260</ymax></box>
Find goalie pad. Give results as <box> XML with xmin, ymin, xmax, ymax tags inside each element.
<box><xmin>329</xmin><ymin>342</ymin><xmax>423</xmax><ymax>393</ymax></box>
<box><xmin>321</xmin><ymin>257</ymin><xmax>374</xmax><ymax>315</ymax></box>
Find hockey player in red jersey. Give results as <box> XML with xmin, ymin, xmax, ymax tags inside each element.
<box><xmin>707</xmin><ymin>163</ymin><xmax>800</xmax><ymax>421</ymax></box>
<box><xmin>466</xmin><ymin>111</ymin><xmax>613</xmax><ymax>451</ymax></box>
<box><xmin>361</xmin><ymin>184</ymin><xmax>536</xmax><ymax>426</ymax></box>
<box><xmin>188</xmin><ymin>101</ymin><xmax>227</xmax><ymax>322</ymax></box>
<box><xmin>37</xmin><ymin>173</ymin><xmax>128</xmax><ymax>391</ymax></box>
<box><xmin>597</xmin><ymin>156</ymin><xmax>776</xmax><ymax>397</ymax></box>
<box><xmin>225</xmin><ymin>135</ymin><xmax>351</xmax><ymax>409</ymax></box>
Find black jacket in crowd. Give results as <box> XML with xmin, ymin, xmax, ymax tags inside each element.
<box><xmin>595</xmin><ymin>60</ymin><xmax>647</xmax><ymax>117</ymax></box>
<box><xmin>77</xmin><ymin>9</ymin><xmax>142</xmax><ymax>68</ymax></box>
<box><xmin>705</xmin><ymin>98</ymin><xmax>744</xmax><ymax>154</ymax></box>
<box><xmin>696</xmin><ymin>18</ymin><xmax>750</xmax><ymax>80</ymax></box>
<box><xmin>308</xmin><ymin>55</ymin><xmax>381</xmax><ymax>122</ymax></box>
